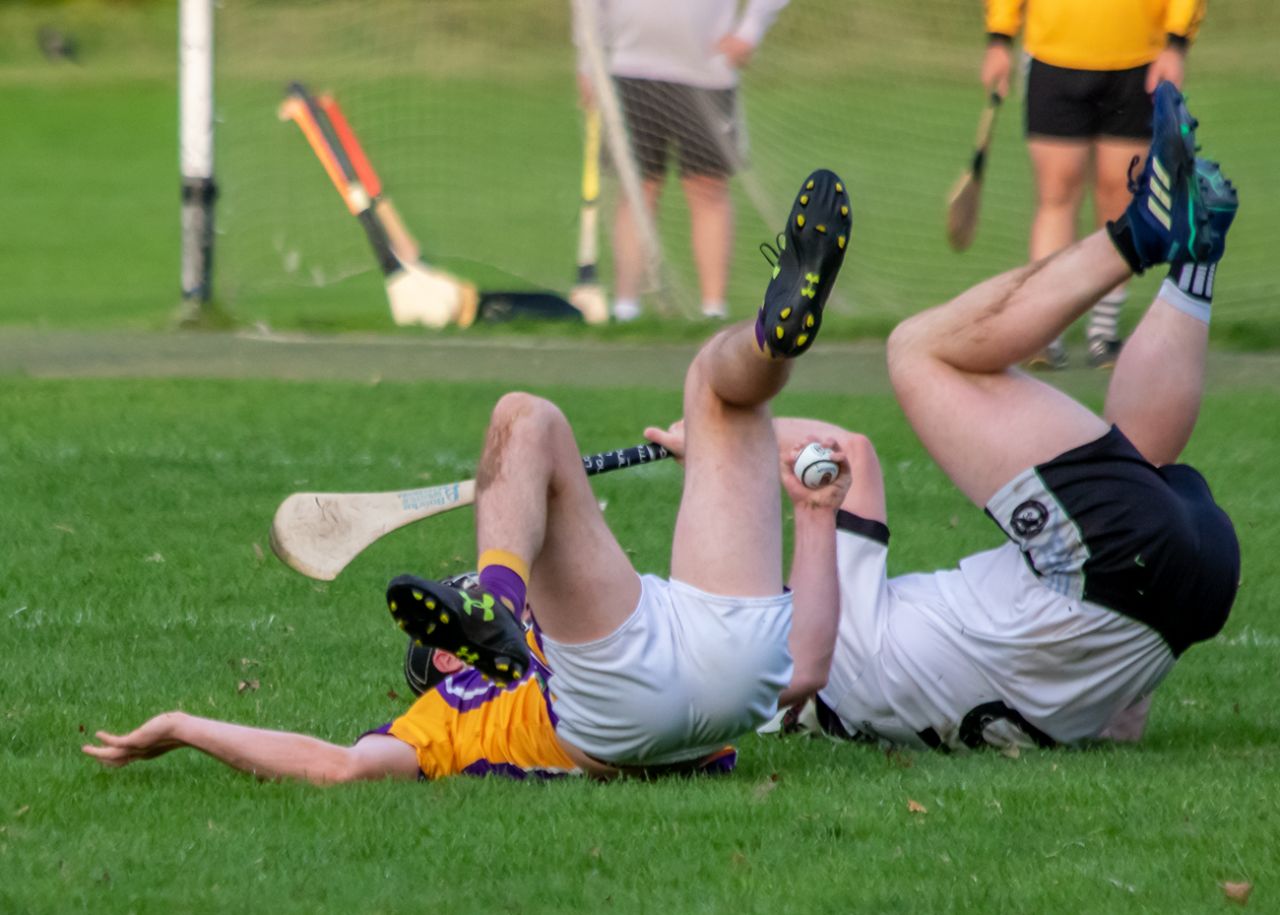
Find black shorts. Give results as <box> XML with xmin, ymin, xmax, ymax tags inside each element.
<box><xmin>1024</xmin><ymin>58</ymin><xmax>1152</xmax><ymax>140</ymax></box>
<box><xmin>612</xmin><ymin>77</ymin><xmax>741</xmax><ymax>178</ymax></box>
<box><xmin>986</xmin><ymin>426</ymin><xmax>1240</xmax><ymax>656</ymax></box>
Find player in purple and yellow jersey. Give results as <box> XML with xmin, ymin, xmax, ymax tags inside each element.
<box><xmin>84</xmin><ymin>170</ymin><xmax>853</xmax><ymax>784</ymax></box>
<box><xmin>82</xmin><ymin>594</ymin><xmax>738</xmax><ymax>783</ymax></box>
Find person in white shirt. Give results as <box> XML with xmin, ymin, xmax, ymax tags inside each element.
<box><xmin>650</xmin><ymin>85</ymin><xmax>1241</xmax><ymax>751</ymax></box>
<box><xmin>574</xmin><ymin>0</ymin><xmax>790</xmax><ymax>320</ymax></box>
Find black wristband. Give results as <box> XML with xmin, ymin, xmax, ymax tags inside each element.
<box><xmin>1166</xmin><ymin>33</ymin><xmax>1189</xmax><ymax>53</ymax></box>
<box><xmin>986</xmin><ymin>32</ymin><xmax>1014</xmax><ymax>46</ymax></box>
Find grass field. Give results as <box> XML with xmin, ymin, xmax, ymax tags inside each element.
<box><xmin>2</xmin><ymin>350</ymin><xmax>1279</xmax><ymax>913</ymax></box>
<box><xmin>2</xmin><ymin>1</ymin><xmax>1279</xmax><ymax>912</ymax></box>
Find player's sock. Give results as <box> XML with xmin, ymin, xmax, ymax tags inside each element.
<box><xmin>1088</xmin><ymin>291</ymin><xmax>1125</xmax><ymax>344</ymax></box>
<box><xmin>613</xmin><ymin>298</ymin><xmax>641</xmax><ymax>322</ymax></box>
<box><xmin>478</xmin><ymin>549</ymin><xmax>529</xmax><ymax>614</ymax></box>
<box><xmin>701</xmin><ymin>300</ymin><xmax>728</xmax><ymax>319</ymax></box>
<box><xmin>1160</xmin><ymin>266</ymin><xmax>1216</xmax><ymax>324</ymax></box>
<box><xmin>1157</xmin><ymin>159</ymin><xmax>1238</xmax><ymax>326</ymax></box>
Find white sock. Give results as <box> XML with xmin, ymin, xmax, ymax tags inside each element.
<box><xmin>612</xmin><ymin>298</ymin><xmax>641</xmax><ymax>322</ymax></box>
<box><xmin>1160</xmin><ymin>273</ymin><xmax>1213</xmax><ymax>325</ymax></box>
<box><xmin>700</xmin><ymin>300</ymin><xmax>727</xmax><ymax>319</ymax></box>
<box><xmin>1088</xmin><ymin>292</ymin><xmax>1126</xmax><ymax>343</ymax></box>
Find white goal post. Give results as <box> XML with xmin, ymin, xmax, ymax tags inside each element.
<box><xmin>178</xmin><ymin>0</ymin><xmax>216</xmax><ymax>320</ymax></box>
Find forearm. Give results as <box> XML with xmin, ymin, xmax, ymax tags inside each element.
<box><xmin>172</xmin><ymin>713</ymin><xmax>361</xmax><ymax>785</ymax></box>
<box><xmin>779</xmin><ymin>506</ymin><xmax>839</xmax><ymax>707</ymax></box>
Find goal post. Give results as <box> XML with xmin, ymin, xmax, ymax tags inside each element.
<box><xmin>178</xmin><ymin>0</ymin><xmax>216</xmax><ymax>323</ymax></box>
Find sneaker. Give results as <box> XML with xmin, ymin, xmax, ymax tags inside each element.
<box><xmin>1087</xmin><ymin>337</ymin><xmax>1124</xmax><ymax>370</ymax></box>
<box><xmin>756</xmin><ymin>169</ymin><xmax>852</xmax><ymax>357</ymax></box>
<box><xmin>1189</xmin><ymin>158</ymin><xmax>1238</xmax><ymax>264</ymax></box>
<box><xmin>1026</xmin><ymin>338</ymin><xmax>1069</xmax><ymax>371</ymax></box>
<box><xmin>1108</xmin><ymin>81</ymin><xmax>1211</xmax><ymax>272</ymax></box>
<box><xmin>403</xmin><ymin>571</ymin><xmax>478</xmax><ymax>695</ymax></box>
<box><xmin>387</xmin><ymin>573</ymin><xmax>530</xmax><ymax>685</ymax></box>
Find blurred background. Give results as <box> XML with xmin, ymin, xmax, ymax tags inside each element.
<box><xmin>2</xmin><ymin>0</ymin><xmax>1276</xmax><ymax>343</ymax></box>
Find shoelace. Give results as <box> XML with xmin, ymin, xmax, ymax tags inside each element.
<box><xmin>757</xmin><ymin>232</ymin><xmax>786</xmax><ymax>268</ymax></box>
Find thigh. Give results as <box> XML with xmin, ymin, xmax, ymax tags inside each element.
<box><xmin>527</xmin><ymin>460</ymin><xmax>642</xmax><ymax>645</ymax></box>
<box><xmin>891</xmin><ymin>359</ymin><xmax>1109</xmax><ymax>507</ymax></box>
<box><xmin>670</xmin><ymin>357</ymin><xmax>784</xmax><ymax>597</ymax></box>
<box><xmin>1028</xmin><ymin>138</ymin><xmax>1091</xmax><ymax>206</ymax></box>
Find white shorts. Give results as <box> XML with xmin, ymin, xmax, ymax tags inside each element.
<box><xmin>821</xmin><ymin>516</ymin><xmax>1174</xmax><ymax>750</ymax></box>
<box><xmin>539</xmin><ymin>574</ymin><xmax>793</xmax><ymax>766</ymax></box>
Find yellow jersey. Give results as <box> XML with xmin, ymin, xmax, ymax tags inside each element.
<box><xmin>985</xmin><ymin>0</ymin><xmax>1206</xmax><ymax>71</ymax></box>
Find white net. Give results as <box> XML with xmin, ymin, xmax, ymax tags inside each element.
<box><xmin>214</xmin><ymin>0</ymin><xmax>1278</xmax><ymax>337</ymax></box>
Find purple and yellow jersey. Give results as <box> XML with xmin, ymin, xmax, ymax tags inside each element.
<box><xmin>384</xmin><ymin>634</ymin><xmax>577</xmax><ymax>780</ymax></box>
<box><xmin>377</xmin><ymin>629</ymin><xmax>739</xmax><ymax>780</ymax></box>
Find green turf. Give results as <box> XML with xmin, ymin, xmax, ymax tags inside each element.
<box><xmin>1</xmin><ymin>373</ymin><xmax>1277</xmax><ymax>913</ymax></box>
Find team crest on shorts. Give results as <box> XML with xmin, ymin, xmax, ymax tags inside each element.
<box><xmin>1010</xmin><ymin>500</ymin><xmax>1049</xmax><ymax>537</ymax></box>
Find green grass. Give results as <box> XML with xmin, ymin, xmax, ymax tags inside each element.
<box><xmin>1</xmin><ymin>371</ymin><xmax>1278</xmax><ymax>913</ymax></box>
<box><xmin>2</xmin><ymin>2</ymin><xmax>1279</xmax><ymax>910</ymax></box>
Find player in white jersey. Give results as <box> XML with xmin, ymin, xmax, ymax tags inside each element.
<box><xmin>387</xmin><ymin>171</ymin><xmax>851</xmax><ymax>777</ymax></box>
<box><xmin>573</xmin><ymin>0</ymin><xmax>790</xmax><ymax>320</ymax></box>
<box><xmin>657</xmin><ymin>84</ymin><xmax>1240</xmax><ymax>751</ymax></box>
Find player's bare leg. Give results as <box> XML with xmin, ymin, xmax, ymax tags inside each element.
<box><xmin>682</xmin><ymin>172</ymin><xmax>733</xmax><ymax>317</ymax></box>
<box><xmin>611</xmin><ymin>177</ymin><xmax>664</xmax><ymax>320</ymax></box>
<box><xmin>387</xmin><ymin>393</ymin><xmax>641</xmax><ymax>680</ymax></box>
<box><xmin>672</xmin><ymin>170</ymin><xmax>852</xmax><ymax>595</ymax></box>
<box><xmin>889</xmin><ymin>83</ymin><xmax>1232</xmax><ymax>506</ymax></box>
<box><xmin>472</xmin><ymin>392</ymin><xmax>641</xmax><ymax>645</ymax></box>
<box><xmin>1104</xmin><ymin>161</ymin><xmax>1237</xmax><ymax>466</ymax></box>
<box><xmin>83</xmin><ymin>712</ymin><xmax>420</xmax><ymax>785</ymax></box>
<box><xmin>1026</xmin><ymin>138</ymin><xmax>1090</xmax><ymax>368</ymax></box>
<box><xmin>888</xmin><ymin>232</ymin><xmax>1123</xmax><ymax>504</ymax></box>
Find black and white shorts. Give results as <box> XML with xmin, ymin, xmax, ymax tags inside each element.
<box><xmin>612</xmin><ymin>77</ymin><xmax>743</xmax><ymax>178</ymax></box>
<box><xmin>986</xmin><ymin>426</ymin><xmax>1240</xmax><ymax>656</ymax></box>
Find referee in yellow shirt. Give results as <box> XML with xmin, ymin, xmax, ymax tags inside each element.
<box><xmin>981</xmin><ymin>0</ymin><xmax>1206</xmax><ymax>369</ymax></box>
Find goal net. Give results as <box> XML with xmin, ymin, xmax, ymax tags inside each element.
<box><xmin>212</xmin><ymin>0</ymin><xmax>1276</xmax><ymax>336</ymax></box>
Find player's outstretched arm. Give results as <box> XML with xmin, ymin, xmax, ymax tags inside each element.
<box><xmin>83</xmin><ymin>712</ymin><xmax>419</xmax><ymax>785</ymax></box>
<box><xmin>777</xmin><ymin>438</ymin><xmax>850</xmax><ymax>708</ymax></box>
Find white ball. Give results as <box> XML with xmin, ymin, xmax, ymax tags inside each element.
<box><xmin>794</xmin><ymin>442</ymin><xmax>839</xmax><ymax>490</ymax></box>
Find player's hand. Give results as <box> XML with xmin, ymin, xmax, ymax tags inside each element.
<box><xmin>981</xmin><ymin>42</ymin><xmax>1012</xmax><ymax>98</ymax></box>
<box><xmin>781</xmin><ymin>438</ymin><xmax>851</xmax><ymax>511</ymax></box>
<box><xmin>576</xmin><ymin>71</ymin><xmax>596</xmax><ymax>110</ymax></box>
<box><xmin>1145</xmin><ymin>48</ymin><xmax>1185</xmax><ymax>93</ymax></box>
<box><xmin>716</xmin><ymin>34</ymin><xmax>756</xmax><ymax>69</ymax></box>
<box><xmin>82</xmin><ymin>712</ymin><xmax>187</xmax><ymax>768</ymax></box>
<box><xmin>642</xmin><ymin>420</ymin><xmax>685</xmax><ymax>464</ymax></box>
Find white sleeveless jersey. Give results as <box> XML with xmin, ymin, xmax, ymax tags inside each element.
<box><xmin>820</xmin><ymin>536</ymin><xmax>1175</xmax><ymax>750</ymax></box>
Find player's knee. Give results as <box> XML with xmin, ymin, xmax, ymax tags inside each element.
<box><xmin>886</xmin><ymin>314</ymin><xmax>930</xmax><ymax>373</ymax></box>
<box><xmin>491</xmin><ymin>392</ymin><xmax>567</xmax><ymax>440</ymax></box>
<box><xmin>838</xmin><ymin>431</ymin><xmax>879</xmax><ymax>475</ymax></box>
